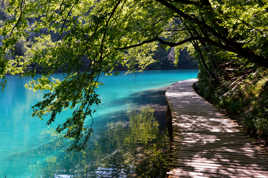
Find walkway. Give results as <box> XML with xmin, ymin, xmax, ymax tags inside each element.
<box><xmin>165</xmin><ymin>79</ymin><xmax>268</xmax><ymax>177</ymax></box>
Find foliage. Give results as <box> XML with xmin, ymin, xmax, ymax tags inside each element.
<box><xmin>195</xmin><ymin>60</ymin><xmax>268</xmax><ymax>143</ymax></box>
<box><xmin>28</xmin><ymin>107</ymin><xmax>170</xmax><ymax>177</ymax></box>
<box><xmin>0</xmin><ymin>0</ymin><xmax>267</xmax><ymax>147</ymax></box>
<box><xmin>95</xmin><ymin>107</ymin><xmax>170</xmax><ymax>177</ymax></box>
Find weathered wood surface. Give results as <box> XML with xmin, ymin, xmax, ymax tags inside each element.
<box><xmin>165</xmin><ymin>79</ymin><xmax>268</xmax><ymax>178</ymax></box>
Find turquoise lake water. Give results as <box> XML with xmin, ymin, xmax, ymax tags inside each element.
<box><xmin>0</xmin><ymin>70</ymin><xmax>198</xmax><ymax>177</ymax></box>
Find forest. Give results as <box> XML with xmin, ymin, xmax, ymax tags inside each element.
<box><xmin>0</xmin><ymin>0</ymin><xmax>267</xmax><ymax>150</ymax></box>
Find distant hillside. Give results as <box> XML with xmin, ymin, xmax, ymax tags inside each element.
<box><xmin>8</xmin><ymin>38</ymin><xmax>198</xmax><ymax>72</ymax></box>
<box><xmin>149</xmin><ymin>47</ymin><xmax>198</xmax><ymax>70</ymax></box>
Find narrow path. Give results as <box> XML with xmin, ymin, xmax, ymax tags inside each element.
<box><xmin>165</xmin><ymin>79</ymin><xmax>268</xmax><ymax>178</ymax></box>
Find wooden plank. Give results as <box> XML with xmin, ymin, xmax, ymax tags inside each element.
<box><xmin>165</xmin><ymin>79</ymin><xmax>268</xmax><ymax>177</ymax></box>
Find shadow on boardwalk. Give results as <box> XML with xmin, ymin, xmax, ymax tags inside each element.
<box><xmin>166</xmin><ymin>79</ymin><xmax>268</xmax><ymax>178</ymax></box>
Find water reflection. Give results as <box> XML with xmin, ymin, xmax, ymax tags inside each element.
<box><xmin>0</xmin><ymin>70</ymin><xmax>198</xmax><ymax>177</ymax></box>
<box><xmin>29</xmin><ymin>107</ymin><xmax>170</xmax><ymax>177</ymax></box>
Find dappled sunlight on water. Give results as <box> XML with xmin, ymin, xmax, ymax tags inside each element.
<box><xmin>0</xmin><ymin>70</ymin><xmax>197</xmax><ymax>177</ymax></box>
<box><xmin>22</xmin><ymin>107</ymin><xmax>171</xmax><ymax>177</ymax></box>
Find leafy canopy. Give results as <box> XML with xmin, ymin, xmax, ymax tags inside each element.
<box><xmin>0</xmin><ymin>0</ymin><xmax>267</xmax><ymax>149</ymax></box>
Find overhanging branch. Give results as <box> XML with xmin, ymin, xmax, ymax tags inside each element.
<box><xmin>157</xmin><ymin>37</ymin><xmax>199</xmax><ymax>47</ymax></box>
<box><xmin>155</xmin><ymin>0</ymin><xmax>268</xmax><ymax>67</ymax></box>
<box><xmin>167</xmin><ymin>0</ymin><xmax>201</xmax><ymax>6</ymax></box>
<box><xmin>116</xmin><ymin>37</ymin><xmax>198</xmax><ymax>50</ymax></box>
<box><xmin>116</xmin><ymin>38</ymin><xmax>158</xmax><ymax>50</ymax></box>
<box><xmin>10</xmin><ymin>0</ymin><xmax>25</xmax><ymax>36</ymax></box>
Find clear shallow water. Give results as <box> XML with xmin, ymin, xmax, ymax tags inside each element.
<box><xmin>0</xmin><ymin>70</ymin><xmax>198</xmax><ymax>177</ymax></box>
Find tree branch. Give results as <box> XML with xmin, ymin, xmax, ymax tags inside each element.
<box><xmin>155</xmin><ymin>0</ymin><xmax>224</xmax><ymax>39</ymax></box>
<box><xmin>157</xmin><ymin>37</ymin><xmax>199</xmax><ymax>47</ymax></box>
<box><xmin>99</xmin><ymin>0</ymin><xmax>122</xmax><ymax>60</ymax></box>
<box><xmin>155</xmin><ymin>0</ymin><xmax>268</xmax><ymax>67</ymax></box>
<box><xmin>116</xmin><ymin>37</ymin><xmax>198</xmax><ymax>50</ymax></box>
<box><xmin>10</xmin><ymin>0</ymin><xmax>25</xmax><ymax>36</ymax></box>
<box><xmin>168</xmin><ymin>0</ymin><xmax>200</xmax><ymax>6</ymax></box>
<box><xmin>60</xmin><ymin>1</ymin><xmax>78</xmax><ymax>38</ymax></box>
<box><xmin>116</xmin><ymin>38</ymin><xmax>158</xmax><ymax>50</ymax></box>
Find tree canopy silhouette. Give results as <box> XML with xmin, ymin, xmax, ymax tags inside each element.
<box><xmin>0</xmin><ymin>0</ymin><xmax>267</xmax><ymax>148</ymax></box>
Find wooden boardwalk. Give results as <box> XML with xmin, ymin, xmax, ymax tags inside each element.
<box><xmin>165</xmin><ymin>79</ymin><xmax>268</xmax><ymax>178</ymax></box>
